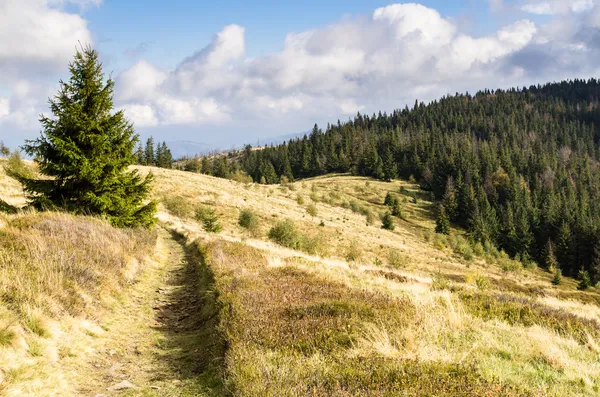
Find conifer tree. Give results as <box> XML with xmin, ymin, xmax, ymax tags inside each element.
<box><xmin>19</xmin><ymin>45</ymin><xmax>156</xmax><ymax>228</ymax></box>
<box><xmin>384</xmin><ymin>192</ymin><xmax>394</xmax><ymax>206</ymax></box>
<box><xmin>382</xmin><ymin>147</ymin><xmax>397</xmax><ymax>181</ymax></box>
<box><xmin>552</xmin><ymin>268</ymin><xmax>562</xmax><ymax>286</ymax></box>
<box><xmin>545</xmin><ymin>239</ymin><xmax>559</xmax><ymax>271</ymax></box>
<box><xmin>145</xmin><ymin>137</ymin><xmax>155</xmax><ymax>165</ymax></box>
<box><xmin>161</xmin><ymin>142</ymin><xmax>173</xmax><ymax>168</ymax></box>
<box><xmin>443</xmin><ymin>177</ymin><xmax>458</xmax><ymax>220</ymax></box>
<box><xmin>382</xmin><ymin>212</ymin><xmax>395</xmax><ymax>230</ymax></box>
<box><xmin>435</xmin><ymin>204</ymin><xmax>450</xmax><ymax>235</ymax></box>
<box><xmin>135</xmin><ymin>143</ymin><xmax>145</xmax><ymax>165</ymax></box>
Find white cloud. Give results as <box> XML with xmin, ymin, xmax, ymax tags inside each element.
<box><xmin>4</xmin><ymin>1</ymin><xmax>600</xmax><ymax>151</ymax></box>
<box><xmin>0</xmin><ymin>0</ymin><xmax>94</xmax><ymax>134</ymax></box>
<box><xmin>521</xmin><ymin>0</ymin><xmax>594</xmax><ymax>15</ymax></box>
<box><xmin>0</xmin><ymin>98</ymin><xmax>10</xmax><ymax>119</ymax></box>
<box><xmin>118</xmin><ymin>3</ymin><xmax>541</xmax><ymax>131</ymax></box>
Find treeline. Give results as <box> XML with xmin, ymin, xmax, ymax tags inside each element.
<box><xmin>222</xmin><ymin>79</ymin><xmax>600</xmax><ymax>283</ymax></box>
<box><xmin>135</xmin><ymin>137</ymin><xmax>173</xmax><ymax>168</ymax></box>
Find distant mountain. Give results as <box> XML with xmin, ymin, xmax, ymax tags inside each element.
<box><xmin>165</xmin><ymin>140</ymin><xmax>210</xmax><ymax>158</ymax></box>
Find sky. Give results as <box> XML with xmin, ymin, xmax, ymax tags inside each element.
<box><xmin>1</xmin><ymin>0</ymin><xmax>600</xmax><ymax>154</ymax></box>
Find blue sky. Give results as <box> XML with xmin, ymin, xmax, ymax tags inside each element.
<box><xmin>0</xmin><ymin>0</ymin><xmax>597</xmax><ymax>155</ymax></box>
<box><xmin>89</xmin><ymin>1</ymin><xmax>532</xmax><ymax>71</ymax></box>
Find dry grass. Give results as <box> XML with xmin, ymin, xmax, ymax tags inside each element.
<box><xmin>148</xmin><ymin>165</ymin><xmax>600</xmax><ymax>396</ymax></box>
<box><xmin>2</xmin><ymin>162</ymin><xmax>600</xmax><ymax>395</ymax></box>
<box><xmin>0</xmin><ymin>211</ymin><xmax>156</xmax><ymax>396</ymax></box>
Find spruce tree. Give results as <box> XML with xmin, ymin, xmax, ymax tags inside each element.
<box><xmin>19</xmin><ymin>46</ymin><xmax>156</xmax><ymax>228</ymax></box>
<box><xmin>382</xmin><ymin>212</ymin><xmax>395</xmax><ymax>230</ymax></box>
<box><xmin>161</xmin><ymin>142</ymin><xmax>173</xmax><ymax>168</ymax></box>
<box><xmin>436</xmin><ymin>204</ymin><xmax>450</xmax><ymax>235</ymax></box>
<box><xmin>136</xmin><ymin>143</ymin><xmax>145</xmax><ymax>165</ymax></box>
<box><xmin>545</xmin><ymin>239</ymin><xmax>558</xmax><ymax>271</ymax></box>
<box><xmin>145</xmin><ymin>137</ymin><xmax>155</xmax><ymax>165</ymax></box>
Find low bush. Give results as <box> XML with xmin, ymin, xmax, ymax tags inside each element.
<box><xmin>268</xmin><ymin>220</ymin><xmax>302</xmax><ymax>250</ymax></box>
<box><xmin>163</xmin><ymin>196</ymin><xmax>195</xmax><ymax>218</ymax></box>
<box><xmin>238</xmin><ymin>209</ymin><xmax>260</xmax><ymax>235</ymax></box>
<box><xmin>202</xmin><ymin>209</ymin><xmax>223</xmax><ymax>233</ymax></box>
<box><xmin>306</xmin><ymin>203</ymin><xmax>318</xmax><ymax>217</ymax></box>
<box><xmin>388</xmin><ymin>249</ymin><xmax>410</xmax><ymax>268</ymax></box>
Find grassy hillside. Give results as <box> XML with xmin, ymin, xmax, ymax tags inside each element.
<box><xmin>2</xmin><ymin>161</ymin><xmax>600</xmax><ymax>395</ymax></box>
<box><xmin>146</xmin><ymin>165</ymin><xmax>600</xmax><ymax>396</ymax></box>
<box><xmin>0</xmin><ymin>159</ymin><xmax>158</xmax><ymax>395</ymax></box>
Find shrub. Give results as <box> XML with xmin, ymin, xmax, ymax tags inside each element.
<box><xmin>300</xmin><ymin>233</ymin><xmax>327</xmax><ymax>255</ymax></box>
<box><xmin>203</xmin><ymin>209</ymin><xmax>223</xmax><ymax>233</ymax></box>
<box><xmin>388</xmin><ymin>249</ymin><xmax>410</xmax><ymax>268</ymax></box>
<box><xmin>194</xmin><ymin>204</ymin><xmax>211</xmax><ymax>221</ymax></box>
<box><xmin>473</xmin><ymin>242</ymin><xmax>485</xmax><ymax>257</ymax></box>
<box><xmin>268</xmin><ymin>220</ymin><xmax>301</xmax><ymax>249</ymax></box>
<box><xmin>306</xmin><ymin>203</ymin><xmax>318</xmax><ymax>217</ymax></box>
<box><xmin>310</xmin><ymin>191</ymin><xmax>319</xmax><ymax>203</ymax></box>
<box><xmin>345</xmin><ymin>242</ymin><xmax>362</xmax><ymax>262</ymax></box>
<box><xmin>0</xmin><ymin>326</ymin><xmax>15</xmax><ymax>347</ymax></box>
<box><xmin>381</xmin><ymin>212</ymin><xmax>395</xmax><ymax>230</ymax></box>
<box><xmin>391</xmin><ymin>200</ymin><xmax>403</xmax><ymax>218</ymax></box>
<box><xmin>578</xmin><ymin>269</ymin><xmax>592</xmax><ymax>290</ymax></box>
<box><xmin>365</xmin><ymin>210</ymin><xmax>376</xmax><ymax>226</ymax></box>
<box><xmin>384</xmin><ymin>192</ymin><xmax>394</xmax><ymax>206</ymax></box>
<box><xmin>231</xmin><ymin>169</ymin><xmax>253</xmax><ymax>183</ymax></box>
<box><xmin>435</xmin><ymin>205</ymin><xmax>450</xmax><ymax>235</ymax></box>
<box><xmin>474</xmin><ymin>274</ymin><xmax>489</xmax><ymax>290</ymax></box>
<box><xmin>163</xmin><ymin>196</ymin><xmax>195</xmax><ymax>218</ymax></box>
<box><xmin>296</xmin><ymin>194</ymin><xmax>305</xmax><ymax>205</ymax></box>
<box><xmin>238</xmin><ymin>209</ymin><xmax>260</xmax><ymax>234</ymax></box>
<box><xmin>552</xmin><ymin>269</ymin><xmax>562</xmax><ymax>286</ymax></box>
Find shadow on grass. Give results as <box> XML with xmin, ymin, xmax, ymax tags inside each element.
<box><xmin>149</xmin><ymin>230</ymin><xmax>227</xmax><ymax>396</ymax></box>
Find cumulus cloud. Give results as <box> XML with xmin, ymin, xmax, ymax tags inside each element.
<box><xmin>5</xmin><ymin>1</ymin><xmax>600</xmax><ymax>150</ymax></box>
<box><xmin>0</xmin><ymin>0</ymin><xmax>93</xmax><ymax>135</ymax></box>
<box><xmin>118</xmin><ymin>3</ymin><xmax>543</xmax><ymax>130</ymax></box>
<box><xmin>521</xmin><ymin>0</ymin><xmax>594</xmax><ymax>15</ymax></box>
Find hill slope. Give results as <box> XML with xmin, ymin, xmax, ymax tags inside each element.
<box><xmin>146</xmin><ymin>165</ymin><xmax>600</xmax><ymax>396</ymax></box>
<box><xmin>2</xmin><ymin>160</ymin><xmax>600</xmax><ymax>395</ymax></box>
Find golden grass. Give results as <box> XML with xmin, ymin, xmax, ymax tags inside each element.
<box><xmin>2</xmin><ymin>161</ymin><xmax>600</xmax><ymax>395</ymax></box>
<box><xmin>146</xmin><ymin>165</ymin><xmax>600</xmax><ymax>396</ymax></box>
<box><xmin>0</xmin><ymin>211</ymin><xmax>156</xmax><ymax>396</ymax></box>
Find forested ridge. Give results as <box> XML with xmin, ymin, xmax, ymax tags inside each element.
<box><xmin>220</xmin><ymin>79</ymin><xmax>600</xmax><ymax>282</ymax></box>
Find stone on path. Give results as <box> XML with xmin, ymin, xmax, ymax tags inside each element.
<box><xmin>107</xmin><ymin>380</ymin><xmax>138</xmax><ymax>390</ymax></box>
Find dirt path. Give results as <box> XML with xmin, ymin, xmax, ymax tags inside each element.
<box><xmin>75</xmin><ymin>228</ymin><xmax>225</xmax><ymax>397</ymax></box>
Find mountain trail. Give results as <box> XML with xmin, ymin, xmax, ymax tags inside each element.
<box><xmin>75</xmin><ymin>227</ymin><xmax>224</xmax><ymax>397</ymax></box>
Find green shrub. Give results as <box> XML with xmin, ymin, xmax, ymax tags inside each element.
<box><xmin>578</xmin><ymin>269</ymin><xmax>592</xmax><ymax>290</ymax></box>
<box><xmin>381</xmin><ymin>212</ymin><xmax>395</xmax><ymax>231</ymax></box>
<box><xmin>300</xmin><ymin>233</ymin><xmax>327</xmax><ymax>256</ymax></box>
<box><xmin>391</xmin><ymin>200</ymin><xmax>403</xmax><ymax>218</ymax></box>
<box><xmin>194</xmin><ymin>204</ymin><xmax>211</xmax><ymax>221</ymax></box>
<box><xmin>238</xmin><ymin>209</ymin><xmax>260</xmax><ymax>234</ymax></box>
<box><xmin>306</xmin><ymin>203</ymin><xmax>318</xmax><ymax>217</ymax></box>
<box><xmin>345</xmin><ymin>241</ymin><xmax>362</xmax><ymax>262</ymax></box>
<box><xmin>365</xmin><ymin>210</ymin><xmax>376</xmax><ymax>226</ymax></box>
<box><xmin>552</xmin><ymin>269</ymin><xmax>562</xmax><ymax>286</ymax></box>
<box><xmin>310</xmin><ymin>191</ymin><xmax>319</xmax><ymax>203</ymax></box>
<box><xmin>388</xmin><ymin>249</ymin><xmax>410</xmax><ymax>268</ymax></box>
<box><xmin>162</xmin><ymin>196</ymin><xmax>195</xmax><ymax>218</ymax></box>
<box><xmin>268</xmin><ymin>220</ymin><xmax>301</xmax><ymax>249</ymax></box>
<box><xmin>231</xmin><ymin>169</ymin><xmax>253</xmax><ymax>183</ymax></box>
<box><xmin>296</xmin><ymin>194</ymin><xmax>305</xmax><ymax>205</ymax></box>
<box><xmin>0</xmin><ymin>326</ymin><xmax>15</xmax><ymax>347</ymax></box>
<box><xmin>474</xmin><ymin>274</ymin><xmax>489</xmax><ymax>290</ymax></box>
<box><xmin>473</xmin><ymin>242</ymin><xmax>485</xmax><ymax>257</ymax></box>
<box><xmin>203</xmin><ymin>209</ymin><xmax>223</xmax><ymax>233</ymax></box>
